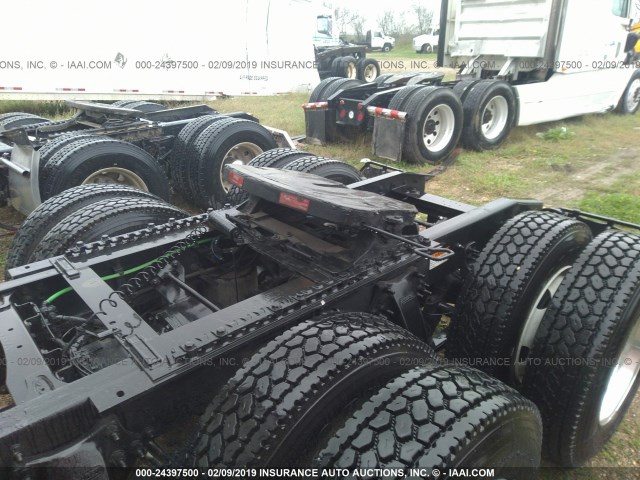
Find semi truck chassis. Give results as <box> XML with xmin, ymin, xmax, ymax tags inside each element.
<box><xmin>0</xmin><ymin>161</ymin><xmax>639</xmax><ymax>477</ymax></box>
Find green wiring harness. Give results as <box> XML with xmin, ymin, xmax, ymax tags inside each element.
<box><xmin>44</xmin><ymin>238</ymin><xmax>214</xmax><ymax>305</ymax></box>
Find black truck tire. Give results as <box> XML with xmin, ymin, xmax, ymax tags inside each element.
<box><xmin>447</xmin><ymin>211</ymin><xmax>592</xmax><ymax>386</ymax></box>
<box><xmin>0</xmin><ymin>112</ymin><xmax>43</xmax><ymax>122</ymax></box>
<box><xmin>382</xmin><ymin>43</ymin><xmax>392</xmax><ymax>52</ymax></box>
<box><xmin>37</xmin><ymin>133</ymin><xmax>107</xmax><ymax>191</ymax></box>
<box><xmin>616</xmin><ymin>69</ymin><xmax>640</xmax><ymax>114</ymax></box>
<box><xmin>402</xmin><ymin>86</ymin><xmax>463</xmax><ymax>164</ymax></box>
<box><xmin>0</xmin><ymin>114</ymin><xmax>49</xmax><ymax>130</ymax></box>
<box><xmin>461</xmin><ymin>80</ymin><xmax>517</xmax><ymax>151</ymax></box>
<box><xmin>5</xmin><ymin>184</ymin><xmax>160</xmax><ymax>272</ymax></box>
<box><xmin>356</xmin><ymin>58</ymin><xmax>380</xmax><ymax>83</ymax></box>
<box><xmin>374</xmin><ymin>74</ymin><xmax>395</xmax><ymax>85</ymax></box>
<box><xmin>126</xmin><ymin>101</ymin><xmax>166</xmax><ymax>113</ymax></box>
<box><xmin>38</xmin><ymin>133</ymin><xmax>105</xmax><ymax>165</ymax></box>
<box><xmin>40</xmin><ymin>137</ymin><xmax>170</xmax><ymax>201</ymax></box>
<box><xmin>309</xmin><ymin>77</ymin><xmax>345</xmax><ymax>103</ymax></box>
<box><xmin>452</xmin><ymin>80</ymin><xmax>482</xmax><ymax>104</ymax></box>
<box><xmin>283</xmin><ymin>156</ymin><xmax>363</xmax><ymax>184</ymax></box>
<box><xmin>190</xmin><ymin>312</ymin><xmax>435</xmax><ymax>467</ymax></box>
<box><xmin>315</xmin><ymin>364</ymin><xmax>542</xmax><ymax>477</ymax></box>
<box><xmin>225</xmin><ymin>148</ymin><xmax>310</xmax><ymax>206</ymax></box>
<box><xmin>338</xmin><ymin>56</ymin><xmax>358</xmax><ymax>79</ymax></box>
<box><xmin>170</xmin><ymin>114</ymin><xmax>227</xmax><ymax>202</ymax></box>
<box><xmin>191</xmin><ymin>118</ymin><xmax>277</xmax><ymax>208</ymax></box>
<box><xmin>322</xmin><ymin>78</ymin><xmax>365</xmax><ymax>102</ymax></box>
<box><xmin>388</xmin><ymin>85</ymin><xmax>429</xmax><ymax>111</ymax></box>
<box><xmin>309</xmin><ymin>77</ymin><xmax>364</xmax><ymax>103</ymax></box>
<box><xmin>33</xmin><ymin>196</ymin><xmax>188</xmax><ymax>261</ymax></box>
<box><xmin>331</xmin><ymin>56</ymin><xmax>344</xmax><ymax>77</ymax></box>
<box><xmin>420</xmin><ymin>43</ymin><xmax>434</xmax><ymax>53</ymax></box>
<box><xmin>111</xmin><ymin>100</ymin><xmax>137</xmax><ymax>107</ymax></box>
<box><xmin>523</xmin><ymin>230</ymin><xmax>640</xmax><ymax>467</ymax></box>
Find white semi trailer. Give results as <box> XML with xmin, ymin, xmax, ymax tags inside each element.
<box><xmin>0</xmin><ymin>0</ymin><xmax>321</xmax><ymax>100</ymax></box>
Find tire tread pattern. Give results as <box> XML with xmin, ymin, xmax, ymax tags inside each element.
<box><xmin>316</xmin><ymin>364</ymin><xmax>541</xmax><ymax>472</ymax></box>
<box><xmin>170</xmin><ymin>115</ymin><xmax>226</xmax><ymax>202</ymax></box>
<box><xmin>447</xmin><ymin>211</ymin><xmax>590</xmax><ymax>377</ymax></box>
<box><xmin>33</xmin><ymin>197</ymin><xmax>187</xmax><ymax>260</ymax></box>
<box><xmin>523</xmin><ymin>230</ymin><xmax>640</xmax><ymax>465</ymax></box>
<box><xmin>6</xmin><ymin>184</ymin><xmax>159</xmax><ymax>271</ymax></box>
<box><xmin>193</xmin><ymin>312</ymin><xmax>433</xmax><ymax>467</ymax></box>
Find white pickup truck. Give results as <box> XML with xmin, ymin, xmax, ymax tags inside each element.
<box><xmin>365</xmin><ymin>30</ymin><xmax>397</xmax><ymax>52</ymax></box>
<box><xmin>413</xmin><ymin>27</ymin><xmax>440</xmax><ymax>53</ymax></box>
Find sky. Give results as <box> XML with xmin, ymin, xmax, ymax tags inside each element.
<box><xmin>334</xmin><ymin>0</ymin><xmax>441</xmax><ymax>28</ymax></box>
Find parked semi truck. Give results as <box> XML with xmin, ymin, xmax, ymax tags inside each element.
<box><xmin>0</xmin><ymin>156</ymin><xmax>639</xmax><ymax>476</ymax></box>
<box><xmin>313</xmin><ymin>8</ymin><xmax>383</xmax><ymax>81</ymax></box>
<box><xmin>304</xmin><ymin>0</ymin><xmax>640</xmax><ymax>164</ymax></box>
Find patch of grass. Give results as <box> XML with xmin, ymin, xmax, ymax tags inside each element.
<box><xmin>0</xmin><ymin>100</ymin><xmax>72</xmax><ymax>118</ymax></box>
<box><xmin>536</xmin><ymin>126</ymin><xmax>576</xmax><ymax>141</ymax></box>
<box><xmin>212</xmin><ymin>93</ymin><xmax>309</xmax><ymax>136</ymax></box>
<box><xmin>376</xmin><ymin>44</ymin><xmax>437</xmax><ymax>60</ymax></box>
<box><xmin>578</xmin><ymin>193</ymin><xmax>640</xmax><ymax>224</ymax></box>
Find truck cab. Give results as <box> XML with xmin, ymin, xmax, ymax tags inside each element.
<box><xmin>413</xmin><ymin>26</ymin><xmax>440</xmax><ymax>53</ymax></box>
<box><xmin>367</xmin><ymin>30</ymin><xmax>395</xmax><ymax>51</ymax></box>
<box><xmin>314</xmin><ymin>14</ymin><xmax>341</xmax><ymax>48</ymax></box>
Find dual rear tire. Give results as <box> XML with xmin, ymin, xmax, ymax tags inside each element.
<box><xmin>170</xmin><ymin>116</ymin><xmax>277</xmax><ymax>208</ymax></box>
<box><xmin>449</xmin><ymin>211</ymin><xmax>640</xmax><ymax>467</ymax></box>
<box><xmin>5</xmin><ymin>184</ymin><xmax>187</xmax><ymax>272</ymax></box>
<box><xmin>388</xmin><ymin>85</ymin><xmax>463</xmax><ymax>164</ymax></box>
<box><xmin>190</xmin><ymin>313</ymin><xmax>542</xmax><ymax>473</ymax></box>
<box><xmin>460</xmin><ymin>80</ymin><xmax>517</xmax><ymax>151</ymax></box>
<box><xmin>38</xmin><ymin>136</ymin><xmax>169</xmax><ymax>202</ymax></box>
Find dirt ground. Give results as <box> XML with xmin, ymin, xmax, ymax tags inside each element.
<box><xmin>535</xmin><ymin>147</ymin><xmax>639</xmax><ymax>205</ymax></box>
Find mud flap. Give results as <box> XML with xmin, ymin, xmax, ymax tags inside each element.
<box><xmin>304</xmin><ymin>109</ymin><xmax>336</xmax><ymax>145</ymax></box>
<box><xmin>372</xmin><ymin>116</ymin><xmax>406</xmax><ymax>162</ymax></box>
<box><xmin>2</xmin><ymin>129</ymin><xmax>42</xmax><ymax>215</ymax></box>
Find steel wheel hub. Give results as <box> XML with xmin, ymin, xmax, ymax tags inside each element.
<box><xmin>363</xmin><ymin>64</ymin><xmax>377</xmax><ymax>83</ymax></box>
<box><xmin>481</xmin><ymin>96</ymin><xmax>509</xmax><ymax>140</ymax></box>
<box><xmin>512</xmin><ymin>266</ymin><xmax>570</xmax><ymax>383</ymax></box>
<box><xmin>220</xmin><ymin>142</ymin><xmax>264</xmax><ymax>192</ymax></box>
<box><xmin>626</xmin><ymin>79</ymin><xmax>640</xmax><ymax>112</ymax></box>
<box><xmin>422</xmin><ymin>104</ymin><xmax>455</xmax><ymax>153</ymax></box>
<box><xmin>599</xmin><ymin>312</ymin><xmax>640</xmax><ymax>426</ymax></box>
<box><xmin>82</xmin><ymin>167</ymin><xmax>148</xmax><ymax>191</ymax></box>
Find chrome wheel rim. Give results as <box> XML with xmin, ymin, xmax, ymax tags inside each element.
<box><xmin>422</xmin><ymin>104</ymin><xmax>455</xmax><ymax>153</ymax></box>
<box><xmin>599</xmin><ymin>312</ymin><xmax>640</xmax><ymax>426</ymax></box>
<box><xmin>512</xmin><ymin>266</ymin><xmax>570</xmax><ymax>383</ymax></box>
<box><xmin>482</xmin><ymin>96</ymin><xmax>509</xmax><ymax>140</ymax></box>
<box><xmin>625</xmin><ymin>79</ymin><xmax>640</xmax><ymax>112</ymax></box>
<box><xmin>363</xmin><ymin>64</ymin><xmax>378</xmax><ymax>83</ymax></box>
<box><xmin>220</xmin><ymin>142</ymin><xmax>263</xmax><ymax>191</ymax></box>
<box><xmin>82</xmin><ymin>167</ymin><xmax>148</xmax><ymax>191</ymax></box>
